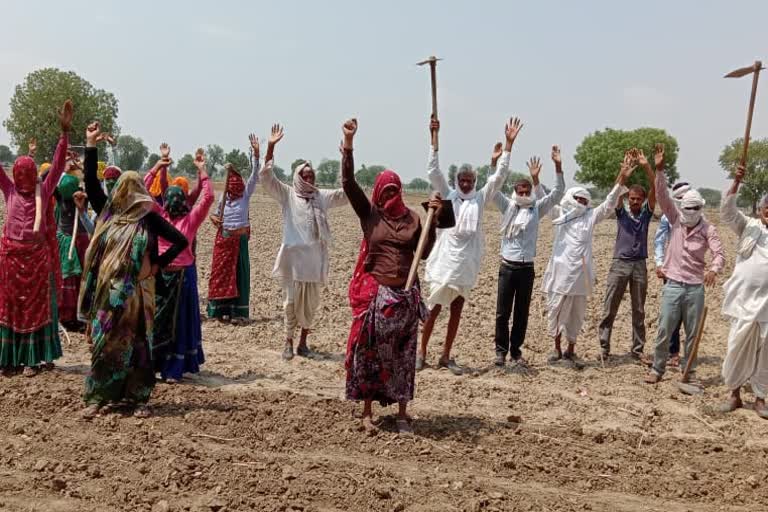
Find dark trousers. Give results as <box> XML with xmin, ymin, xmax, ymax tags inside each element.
<box><xmin>664</xmin><ymin>279</ymin><xmax>682</xmax><ymax>355</ymax></box>
<box><xmin>598</xmin><ymin>259</ymin><xmax>648</xmax><ymax>355</ymax></box>
<box><xmin>494</xmin><ymin>261</ymin><xmax>535</xmax><ymax>360</ymax></box>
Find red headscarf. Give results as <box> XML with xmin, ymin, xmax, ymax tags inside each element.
<box><xmin>103</xmin><ymin>166</ymin><xmax>122</xmax><ymax>180</ymax></box>
<box><xmin>371</xmin><ymin>170</ymin><xmax>408</xmax><ymax>220</ymax></box>
<box><xmin>12</xmin><ymin>156</ymin><xmax>38</xmax><ymax>195</ymax></box>
<box><xmin>226</xmin><ymin>169</ymin><xmax>245</xmax><ymax>200</ymax></box>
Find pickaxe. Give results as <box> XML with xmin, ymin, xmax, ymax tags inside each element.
<box><xmin>725</xmin><ymin>60</ymin><xmax>764</xmax><ymax>166</ymax></box>
<box><xmin>417</xmin><ymin>56</ymin><xmax>442</xmax><ymax>150</ymax></box>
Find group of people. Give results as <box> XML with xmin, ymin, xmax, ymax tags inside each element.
<box><xmin>0</xmin><ymin>100</ymin><xmax>766</xmax><ymax>428</ymax></box>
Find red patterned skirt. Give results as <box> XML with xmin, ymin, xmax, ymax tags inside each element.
<box><xmin>0</xmin><ymin>237</ymin><xmax>53</xmax><ymax>333</ymax></box>
<box><xmin>208</xmin><ymin>228</ymin><xmax>247</xmax><ymax>300</ymax></box>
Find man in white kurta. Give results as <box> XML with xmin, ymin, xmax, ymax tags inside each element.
<box><xmin>542</xmin><ymin>161</ymin><xmax>632</xmax><ymax>366</ymax></box>
<box><xmin>719</xmin><ymin>166</ymin><xmax>768</xmax><ymax>418</ymax></box>
<box><xmin>417</xmin><ymin>117</ymin><xmax>521</xmax><ymax>375</ymax></box>
<box><xmin>260</xmin><ymin>126</ymin><xmax>347</xmax><ymax>360</ymax></box>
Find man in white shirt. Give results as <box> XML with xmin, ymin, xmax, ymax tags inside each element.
<box><xmin>542</xmin><ymin>153</ymin><xmax>634</xmax><ymax>367</ymax></box>
<box><xmin>418</xmin><ymin>116</ymin><xmax>521</xmax><ymax>375</ymax></box>
<box><xmin>259</xmin><ymin>124</ymin><xmax>348</xmax><ymax>360</ymax></box>
<box><xmin>492</xmin><ymin>146</ymin><xmax>565</xmax><ymax>368</ymax></box>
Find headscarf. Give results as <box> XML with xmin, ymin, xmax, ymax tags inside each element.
<box><xmin>672</xmin><ymin>182</ymin><xmax>690</xmax><ymax>202</ymax></box>
<box><xmin>552</xmin><ymin>187</ymin><xmax>591</xmax><ymax>225</ymax></box>
<box><xmin>148</xmin><ymin>170</ymin><xmax>165</xmax><ymax>198</ymax></box>
<box><xmin>38</xmin><ymin>162</ymin><xmax>52</xmax><ymax>177</ymax></box>
<box><xmin>289</xmin><ymin>161</ymin><xmax>331</xmax><ymax>243</ymax></box>
<box><xmin>679</xmin><ymin>190</ymin><xmax>705</xmax><ymax>227</ymax></box>
<box><xmin>57</xmin><ymin>174</ymin><xmax>80</xmax><ymax>201</ymax></box>
<box><xmin>164</xmin><ymin>185</ymin><xmax>190</xmax><ymax>219</ymax></box>
<box><xmin>371</xmin><ymin>170</ymin><xmax>409</xmax><ymax>220</ymax></box>
<box><xmin>103</xmin><ymin>166</ymin><xmax>122</xmax><ymax>180</ymax></box>
<box><xmin>172</xmin><ymin>176</ymin><xmax>190</xmax><ymax>196</ymax></box>
<box><xmin>225</xmin><ymin>165</ymin><xmax>245</xmax><ymax>200</ymax></box>
<box><xmin>12</xmin><ymin>156</ymin><xmax>42</xmax><ymax>232</ymax></box>
<box><xmin>78</xmin><ymin>171</ymin><xmax>154</xmax><ymax>323</ymax></box>
<box><xmin>500</xmin><ymin>192</ymin><xmax>536</xmax><ymax>239</ymax></box>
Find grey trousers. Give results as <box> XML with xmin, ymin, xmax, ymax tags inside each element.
<box><xmin>651</xmin><ymin>281</ymin><xmax>705</xmax><ymax>377</ymax></box>
<box><xmin>598</xmin><ymin>259</ymin><xmax>647</xmax><ymax>355</ymax></box>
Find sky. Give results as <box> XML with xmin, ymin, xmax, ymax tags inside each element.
<box><xmin>1</xmin><ymin>0</ymin><xmax>767</xmax><ymax>189</ymax></box>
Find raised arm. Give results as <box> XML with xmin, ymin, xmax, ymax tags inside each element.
<box><xmin>536</xmin><ymin>145</ymin><xmax>566</xmax><ymax>216</ymax></box>
<box><xmin>186</xmin><ymin>152</ymin><xmax>215</xmax><ymax>235</ymax></box>
<box><xmin>73</xmin><ymin>191</ymin><xmax>95</xmax><ymax>235</ymax></box>
<box><xmin>146</xmin><ymin>211</ymin><xmax>189</xmax><ymax>269</ymax></box>
<box><xmin>84</xmin><ymin>121</ymin><xmax>109</xmax><ymax>215</ymax></box>
<box><xmin>0</xmin><ymin>164</ymin><xmax>12</xmax><ymax>199</ymax></box>
<box><xmin>721</xmin><ymin>164</ymin><xmax>749</xmax><ymax>236</ymax></box>
<box><xmin>653</xmin><ymin>144</ymin><xmax>678</xmax><ymax>224</ymax></box>
<box><xmin>41</xmin><ymin>100</ymin><xmax>73</xmax><ymax>199</ymax></box>
<box><xmin>636</xmin><ymin>149</ymin><xmax>656</xmax><ymax>212</ymax></box>
<box><xmin>340</xmin><ymin>118</ymin><xmax>371</xmax><ymax>220</ymax></box>
<box><xmin>483</xmin><ymin>117</ymin><xmax>522</xmax><ymax>202</ymax></box>
<box><xmin>144</xmin><ymin>143</ymin><xmax>172</xmax><ymax>193</ymax></box>
<box><xmin>258</xmin><ymin>126</ymin><xmax>290</xmax><ymax>202</ymax></box>
<box><xmin>246</xmin><ymin>131</ymin><xmax>267</xmax><ymax>199</ymax></box>
<box><xmin>426</xmin><ymin>117</ymin><xmax>451</xmax><ymax>197</ymax></box>
<box><xmin>593</xmin><ymin>153</ymin><xmax>633</xmax><ymax>224</ymax></box>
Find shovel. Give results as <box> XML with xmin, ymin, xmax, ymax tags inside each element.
<box><xmin>678</xmin><ymin>306</ymin><xmax>708</xmax><ymax>395</ymax></box>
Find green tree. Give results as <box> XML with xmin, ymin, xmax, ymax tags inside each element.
<box><xmin>176</xmin><ymin>153</ymin><xmax>196</xmax><ymax>176</ymax></box>
<box><xmin>0</xmin><ymin>145</ymin><xmax>15</xmax><ymax>164</ymax></box>
<box><xmin>205</xmin><ymin>144</ymin><xmax>225</xmax><ymax>178</ymax></box>
<box><xmin>316</xmin><ymin>159</ymin><xmax>340</xmax><ymax>187</ymax></box>
<box><xmin>574</xmin><ymin>128</ymin><xmax>679</xmax><ymax>190</ymax></box>
<box><xmin>224</xmin><ymin>149</ymin><xmax>250</xmax><ymax>174</ymax></box>
<box><xmin>718</xmin><ymin>138</ymin><xmax>768</xmax><ymax>214</ymax></box>
<box><xmin>355</xmin><ymin>164</ymin><xmax>387</xmax><ymax>188</ymax></box>
<box><xmin>115</xmin><ymin>134</ymin><xmax>148</xmax><ymax>171</ymax></box>
<box><xmin>4</xmin><ymin>68</ymin><xmax>118</xmax><ymax>163</ymax></box>
<box><xmin>146</xmin><ymin>153</ymin><xmax>160</xmax><ymax>170</ymax></box>
<box><xmin>697</xmin><ymin>187</ymin><xmax>721</xmax><ymax>208</ymax></box>
<box><xmin>407</xmin><ymin>177</ymin><xmax>430</xmax><ymax>191</ymax></box>
<box><xmin>474</xmin><ymin>164</ymin><xmax>491</xmax><ymax>190</ymax></box>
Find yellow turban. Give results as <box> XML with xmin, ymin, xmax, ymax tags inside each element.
<box><xmin>171</xmin><ymin>176</ymin><xmax>190</xmax><ymax>195</ymax></box>
<box><xmin>38</xmin><ymin>162</ymin><xmax>51</xmax><ymax>176</ymax></box>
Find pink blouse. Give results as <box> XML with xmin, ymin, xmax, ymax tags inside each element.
<box><xmin>158</xmin><ymin>173</ymin><xmax>214</xmax><ymax>267</ymax></box>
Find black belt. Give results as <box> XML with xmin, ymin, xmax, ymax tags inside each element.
<box><xmin>502</xmin><ymin>259</ymin><xmax>534</xmax><ymax>268</ymax></box>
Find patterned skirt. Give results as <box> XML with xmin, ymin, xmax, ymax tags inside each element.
<box><xmin>345</xmin><ymin>284</ymin><xmax>427</xmax><ymax>406</ymax></box>
<box><xmin>153</xmin><ymin>265</ymin><xmax>205</xmax><ymax>380</ymax></box>
<box><xmin>57</xmin><ymin>231</ymin><xmax>90</xmax><ymax>324</ymax></box>
<box><xmin>207</xmin><ymin>233</ymin><xmax>250</xmax><ymax>319</ymax></box>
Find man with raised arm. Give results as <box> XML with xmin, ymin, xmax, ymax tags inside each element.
<box><xmin>644</xmin><ymin>144</ymin><xmax>724</xmax><ymax>384</ymax></box>
<box><xmin>418</xmin><ymin>117</ymin><xmax>522</xmax><ymax>375</ymax></box>
<box><xmin>260</xmin><ymin>124</ymin><xmax>348</xmax><ymax>360</ymax></box>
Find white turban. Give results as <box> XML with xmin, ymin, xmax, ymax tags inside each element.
<box><xmin>552</xmin><ymin>187</ymin><xmax>591</xmax><ymax>225</ymax></box>
<box><xmin>679</xmin><ymin>190</ymin><xmax>705</xmax><ymax>227</ymax></box>
<box><xmin>672</xmin><ymin>184</ymin><xmax>691</xmax><ymax>201</ymax></box>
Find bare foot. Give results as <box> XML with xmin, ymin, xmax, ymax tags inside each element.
<box><xmin>361</xmin><ymin>416</ymin><xmax>378</xmax><ymax>435</ymax></box>
<box><xmin>133</xmin><ymin>405</ymin><xmax>152</xmax><ymax>418</ymax></box>
<box><xmin>82</xmin><ymin>404</ymin><xmax>101</xmax><ymax>419</ymax></box>
<box><xmin>22</xmin><ymin>366</ymin><xmax>38</xmax><ymax>378</ymax></box>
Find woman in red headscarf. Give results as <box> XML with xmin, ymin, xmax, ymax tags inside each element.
<box><xmin>340</xmin><ymin>119</ymin><xmax>442</xmax><ymax>433</ymax></box>
<box><xmin>0</xmin><ymin>100</ymin><xmax>73</xmax><ymax>377</ymax></box>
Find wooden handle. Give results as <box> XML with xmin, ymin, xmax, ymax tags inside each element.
<box><xmin>405</xmin><ymin>208</ymin><xmax>435</xmax><ymax>290</ymax></box>
<box><xmin>217</xmin><ymin>168</ymin><xmax>230</xmax><ymax>226</ymax></box>
<box><xmin>741</xmin><ymin>64</ymin><xmax>761</xmax><ymax>166</ymax></box>
<box><xmin>681</xmin><ymin>306</ymin><xmax>708</xmax><ymax>382</ymax></box>
<box><xmin>430</xmin><ymin>63</ymin><xmax>438</xmax><ymax>151</ymax></box>
<box><xmin>68</xmin><ymin>213</ymin><xmax>79</xmax><ymax>261</ymax></box>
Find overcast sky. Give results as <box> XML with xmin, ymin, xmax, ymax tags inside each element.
<box><xmin>1</xmin><ymin>0</ymin><xmax>767</xmax><ymax>189</ymax></box>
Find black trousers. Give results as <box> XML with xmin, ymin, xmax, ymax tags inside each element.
<box><xmin>494</xmin><ymin>261</ymin><xmax>535</xmax><ymax>359</ymax></box>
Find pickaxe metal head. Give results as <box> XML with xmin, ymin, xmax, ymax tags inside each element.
<box><xmin>416</xmin><ymin>56</ymin><xmax>442</xmax><ymax>66</ymax></box>
<box><xmin>725</xmin><ymin>60</ymin><xmax>764</xmax><ymax>78</ymax></box>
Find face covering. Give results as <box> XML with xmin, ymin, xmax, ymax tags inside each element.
<box><xmin>679</xmin><ymin>190</ymin><xmax>705</xmax><ymax>227</ymax></box>
<box><xmin>552</xmin><ymin>187</ymin><xmax>591</xmax><ymax>225</ymax></box>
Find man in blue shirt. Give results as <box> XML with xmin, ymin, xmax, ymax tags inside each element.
<box><xmin>598</xmin><ymin>149</ymin><xmax>656</xmax><ymax>359</ymax></box>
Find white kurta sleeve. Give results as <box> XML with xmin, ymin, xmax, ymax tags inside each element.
<box><xmin>259</xmin><ymin>160</ymin><xmax>290</xmax><ymax>205</ymax></box>
<box><xmin>321</xmin><ymin>187</ymin><xmax>349</xmax><ymax>209</ymax></box>
<box><xmin>481</xmin><ymin>151</ymin><xmax>511</xmax><ymax>206</ymax></box>
<box><xmin>427</xmin><ymin>147</ymin><xmax>451</xmax><ymax>197</ymax></box>
<box><xmin>593</xmin><ymin>184</ymin><xmax>628</xmax><ymax>225</ymax></box>
<box><xmin>721</xmin><ymin>188</ymin><xmax>748</xmax><ymax>237</ymax></box>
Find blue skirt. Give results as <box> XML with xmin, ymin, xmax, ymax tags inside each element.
<box><xmin>155</xmin><ymin>265</ymin><xmax>205</xmax><ymax>380</ymax></box>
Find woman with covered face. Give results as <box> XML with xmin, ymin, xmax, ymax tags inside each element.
<box><xmin>542</xmin><ymin>151</ymin><xmax>635</xmax><ymax>367</ymax></box>
<box><xmin>258</xmin><ymin>124</ymin><xmax>348</xmax><ymax>360</ymax></box>
<box><xmin>81</xmin><ymin>121</ymin><xmax>188</xmax><ymax>418</ymax></box>
<box><xmin>152</xmin><ymin>150</ymin><xmax>214</xmax><ymax>383</ymax></box>
<box><xmin>0</xmin><ymin>100</ymin><xmax>72</xmax><ymax>377</ymax></box>
<box><xmin>417</xmin><ymin>116</ymin><xmax>522</xmax><ymax>375</ymax></box>
<box><xmin>491</xmin><ymin>145</ymin><xmax>565</xmax><ymax>368</ymax></box>
<box><xmin>341</xmin><ymin>118</ymin><xmax>442</xmax><ymax>434</ymax></box>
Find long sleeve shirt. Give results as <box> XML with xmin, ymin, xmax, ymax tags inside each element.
<box><xmin>84</xmin><ymin>146</ymin><xmax>188</xmax><ymax>268</ymax></box>
<box><xmin>542</xmin><ymin>183</ymin><xmax>626</xmax><ymax>296</ymax></box>
<box><xmin>217</xmin><ymin>158</ymin><xmax>260</xmax><ymax>230</ymax></box>
<box><xmin>143</xmin><ymin>166</ymin><xmax>169</xmax><ymax>205</ymax></box>
<box><xmin>494</xmin><ymin>172</ymin><xmax>565</xmax><ymax>263</ymax></box>
<box><xmin>0</xmin><ymin>133</ymin><xmax>68</xmax><ymax>241</ymax></box>
<box><xmin>424</xmin><ymin>147</ymin><xmax>509</xmax><ymax>289</ymax></box>
<box><xmin>260</xmin><ymin>161</ymin><xmax>348</xmax><ymax>284</ymax></box>
<box><xmin>158</xmin><ymin>173</ymin><xmax>214</xmax><ymax>267</ymax></box>
<box><xmin>655</xmin><ymin>169</ymin><xmax>725</xmax><ymax>284</ymax></box>
<box><xmin>341</xmin><ymin>148</ymin><xmax>436</xmax><ymax>284</ymax></box>
<box><xmin>653</xmin><ymin>215</ymin><xmax>671</xmax><ymax>266</ymax></box>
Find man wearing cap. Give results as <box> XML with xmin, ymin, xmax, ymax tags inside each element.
<box><xmin>259</xmin><ymin>124</ymin><xmax>348</xmax><ymax>360</ymax></box>
<box><xmin>644</xmin><ymin>144</ymin><xmax>725</xmax><ymax>384</ymax></box>
<box><xmin>542</xmin><ymin>152</ymin><xmax>636</xmax><ymax>367</ymax></box>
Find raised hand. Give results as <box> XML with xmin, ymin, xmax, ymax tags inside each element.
<box><xmin>58</xmin><ymin>100</ymin><xmax>74</xmax><ymax>132</ymax></box>
<box><xmin>551</xmin><ymin>145</ymin><xmax>562</xmax><ymax>166</ymax></box>
<box><xmin>343</xmin><ymin>118</ymin><xmax>358</xmax><ymax>139</ymax></box>
<box><xmin>619</xmin><ymin>151</ymin><xmax>637</xmax><ymax>182</ymax></box>
<box><xmin>248</xmin><ymin>133</ymin><xmax>260</xmax><ymax>158</ymax></box>
<box><xmin>269</xmin><ymin>124</ymin><xmax>284</xmax><ymax>146</ymax></box>
<box><xmin>505</xmin><ymin>117</ymin><xmax>523</xmax><ymax>144</ymax></box>
<box><xmin>734</xmin><ymin>163</ymin><xmax>746</xmax><ymax>183</ymax></box>
<box><xmin>654</xmin><ymin>143</ymin><xmax>665</xmax><ymax>169</ymax></box>
<box><xmin>636</xmin><ymin>148</ymin><xmax>650</xmax><ymax>168</ymax></box>
<box><xmin>428</xmin><ymin>191</ymin><xmax>443</xmax><ymax>223</ymax></box>
<box><xmin>86</xmin><ymin>122</ymin><xmax>102</xmax><ymax>146</ymax></box>
<box><xmin>73</xmin><ymin>191</ymin><xmax>88</xmax><ymax>212</ymax></box>
<box><xmin>28</xmin><ymin>138</ymin><xmax>37</xmax><ymax>158</ymax></box>
<box><xmin>491</xmin><ymin>142</ymin><xmax>503</xmax><ymax>167</ymax></box>
<box><xmin>194</xmin><ymin>148</ymin><xmax>206</xmax><ymax>172</ymax></box>
<box><xmin>527</xmin><ymin>156</ymin><xmax>542</xmax><ymax>181</ymax></box>
<box><xmin>159</xmin><ymin>143</ymin><xmax>171</xmax><ymax>159</ymax></box>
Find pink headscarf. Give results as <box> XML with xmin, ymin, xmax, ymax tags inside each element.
<box><xmin>372</xmin><ymin>170</ymin><xmax>409</xmax><ymax>220</ymax></box>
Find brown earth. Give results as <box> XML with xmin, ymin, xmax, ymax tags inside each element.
<box><xmin>1</xmin><ymin>188</ymin><xmax>767</xmax><ymax>512</ymax></box>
